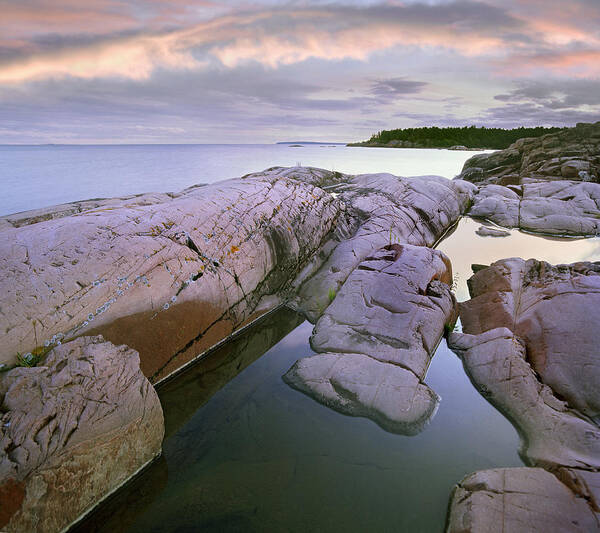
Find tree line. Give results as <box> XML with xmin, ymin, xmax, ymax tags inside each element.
<box><xmin>365</xmin><ymin>125</ymin><xmax>563</xmax><ymax>149</ymax></box>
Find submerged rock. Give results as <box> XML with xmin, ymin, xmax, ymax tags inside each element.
<box><xmin>475</xmin><ymin>225</ymin><xmax>510</xmax><ymax>237</ymax></box>
<box><xmin>446</xmin><ymin>468</ymin><xmax>600</xmax><ymax>532</ymax></box>
<box><xmin>0</xmin><ymin>336</ymin><xmax>163</xmax><ymax>533</ymax></box>
<box><xmin>285</xmin><ymin>244</ymin><xmax>456</xmax><ymax>435</ymax></box>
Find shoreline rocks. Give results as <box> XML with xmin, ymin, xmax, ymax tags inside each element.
<box><xmin>458</xmin><ymin>122</ymin><xmax>600</xmax><ymax>236</ymax></box>
<box><xmin>0</xmin><ymin>167</ymin><xmax>340</xmax><ymax>383</ymax></box>
<box><xmin>446</xmin><ymin>257</ymin><xmax>600</xmax><ymax>530</ymax></box>
<box><xmin>285</xmin><ymin>244</ymin><xmax>456</xmax><ymax>435</ymax></box>
<box><xmin>0</xmin><ymin>336</ymin><xmax>163</xmax><ymax>533</ymax></box>
<box><xmin>447</xmin><ymin>468</ymin><xmax>600</xmax><ymax>532</ymax></box>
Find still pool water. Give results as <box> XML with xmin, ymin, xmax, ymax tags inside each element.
<box><xmin>74</xmin><ymin>216</ymin><xmax>600</xmax><ymax>533</ymax></box>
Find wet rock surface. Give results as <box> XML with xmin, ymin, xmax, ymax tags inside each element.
<box><xmin>458</xmin><ymin>122</ymin><xmax>600</xmax><ymax>236</ymax></box>
<box><xmin>285</xmin><ymin>244</ymin><xmax>456</xmax><ymax>434</ymax></box>
<box><xmin>447</xmin><ymin>468</ymin><xmax>600</xmax><ymax>532</ymax></box>
<box><xmin>0</xmin><ymin>336</ymin><xmax>164</xmax><ymax>533</ymax></box>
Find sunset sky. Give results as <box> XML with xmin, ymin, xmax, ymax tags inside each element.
<box><xmin>1</xmin><ymin>0</ymin><xmax>599</xmax><ymax>143</ymax></box>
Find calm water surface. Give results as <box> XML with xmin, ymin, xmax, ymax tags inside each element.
<box><xmin>0</xmin><ymin>144</ymin><xmax>486</xmax><ymax>216</ymax></box>
<box><xmin>76</xmin><ymin>221</ymin><xmax>600</xmax><ymax>533</ymax></box>
<box><xmin>13</xmin><ymin>144</ymin><xmax>597</xmax><ymax>531</ymax></box>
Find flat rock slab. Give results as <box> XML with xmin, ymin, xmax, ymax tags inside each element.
<box><xmin>284</xmin><ymin>352</ymin><xmax>439</xmax><ymax>435</ymax></box>
<box><xmin>0</xmin><ymin>335</ymin><xmax>164</xmax><ymax>533</ymax></box>
<box><xmin>447</xmin><ymin>468</ymin><xmax>600</xmax><ymax>532</ymax></box>
<box><xmin>285</xmin><ymin>244</ymin><xmax>456</xmax><ymax>434</ymax></box>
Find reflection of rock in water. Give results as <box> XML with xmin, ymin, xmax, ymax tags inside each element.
<box><xmin>446</xmin><ymin>258</ymin><xmax>600</xmax><ymax>530</ymax></box>
<box><xmin>70</xmin><ymin>306</ymin><xmax>303</xmax><ymax>533</ymax></box>
<box><xmin>71</xmin><ymin>454</ymin><xmax>169</xmax><ymax>533</ymax></box>
<box><xmin>285</xmin><ymin>244</ymin><xmax>457</xmax><ymax>435</ymax></box>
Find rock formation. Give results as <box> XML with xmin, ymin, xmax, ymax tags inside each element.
<box><xmin>0</xmin><ymin>336</ymin><xmax>163</xmax><ymax>532</ymax></box>
<box><xmin>285</xmin><ymin>244</ymin><xmax>456</xmax><ymax>434</ymax></box>
<box><xmin>446</xmin><ymin>258</ymin><xmax>600</xmax><ymax>529</ymax></box>
<box><xmin>0</xmin><ymin>167</ymin><xmax>340</xmax><ymax>383</ymax></box>
<box><xmin>447</xmin><ymin>468</ymin><xmax>600</xmax><ymax>532</ymax></box>
<box><xmin>457</xmin><ymin>122</ymin><xmax>600</xmax><ymax>236</ymax></box>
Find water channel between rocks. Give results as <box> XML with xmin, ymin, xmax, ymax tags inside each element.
<box><xmin>75</xmin><ymin>216</ymin><xmax>600</xmax><ymax>533</ymax></box>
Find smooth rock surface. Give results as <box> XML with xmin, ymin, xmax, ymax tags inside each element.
<box><xmin>285</xmin><ymin>244</ymin><xmax>456</xmax><ymax>434</ymax></box>
<box><xmin>0</xmin><ymin>167</ymin><xmax>340</xmax><ymax>382</ymax></box>
<box><xmin>0</xmin><ymin>336</ymin><xmax>164</xmax><ymax>533</ymax></box>
<box><xmin>291</xmin><ymin>171</ymin><xmax>475</xmax><ymax>319</ymax></box>
<box><xmin>459</xmin><ymin>258</ymin><xmax>600</xmax><ymax>421</ymax></box>
<box><xmin>469</xmin><ymin>181</ymin><xmax>600</xmax><ymax>236</ymax></box>
<box><xmin>446</xmin><ymin>468</ymin><xmax>600</xmax><ymax>532</ymax></box>
<box><xmin>449</xmin><ymin>327</ymin><xmax>600</xmax><ymax>470</ymax></box>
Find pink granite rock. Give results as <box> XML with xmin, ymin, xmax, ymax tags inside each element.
<box><xmin>0</xmin><ymin>336</ymin><xmax>164</xmax><ymax>533</ymax></box>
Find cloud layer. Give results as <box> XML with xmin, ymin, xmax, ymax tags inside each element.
<box><xmin>0</xmin><ymin>0</ymin><xmax>599</xmax><ymax>143</ymax></box>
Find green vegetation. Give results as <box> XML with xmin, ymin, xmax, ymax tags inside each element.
<box><xmin>328</xmin><ymin>287</ymin><xmax>337</xmax><ymax>303</ymax></box>
<box><xmin>357</xmin><ymin>125</ymin><xmax>563</xmax><ymax>149</ymax></box>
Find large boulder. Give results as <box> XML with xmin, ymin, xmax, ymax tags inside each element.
<box><xmin>0</xmin><ymin>336</ymin><xmax>164</xmax><ymax>532</ymax></box>
<box><xmin>459</xmin><ymin>258</ymin><xmax>600</xmax><ymax>422</ymax></box>
<box><xmin>284</xmin><ymin>244</ymin><xmax>456</xmax><ymax>435</ymax></box>
<box><xmin>0</xmin><ymin>167</ymin><xmax>340</xmax><ymax>383</ymax></box>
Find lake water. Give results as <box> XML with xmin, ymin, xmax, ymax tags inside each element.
<box><xmin>73</xmin><ymin>217</ymin><xmax>600</xmax><ymax>533</ymax></box>
<box><xmin>0</xmin><ymin>144</ymin><xmax>486</xmax><ymax>216</ymax></box>
<box><xmin>10</xmin><ymin>144</ymin><xmax>599</xmax><ymax>531</ymax></box>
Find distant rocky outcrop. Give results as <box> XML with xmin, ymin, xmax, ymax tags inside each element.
<box><xmin>0</xmin><ymin>336</ymin><xmax>163</xmax><ymax>532</ymax></box>
<box><xmin>457</xmin><ymin>122</ymin><xmax>600</xmax><ymax>236</ymax></box>
<box><xmin>446</xmin><ymin>258</ymin><xmax>600</xmax><ymax>529</ymax></box>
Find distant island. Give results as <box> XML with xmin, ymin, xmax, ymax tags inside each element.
<box><xmin>276</xmin><ymin>141</ymin><xmax>347</xmax><ymax>145</ymax></box>
<box><xmin>347</xmin><ymin>125</ymin><xmax>563</xmax><ymax>150</ymax></box>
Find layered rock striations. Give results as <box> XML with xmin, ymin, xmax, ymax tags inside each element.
<box><xmin>457</xmin><ymin>121</ymin><xmax>600</xmax><ymax>236</ymax></box>
<box><xmin>0</xmin><ymin>166</ymin><xmax>476</xmax><ymax>530</ymax></box>
<box><xmin>285</xmin><ymin>244</ymin><xmax>456</xmax><ymax>434</ymax></box>
<box><xmin>279</xmin><ymin>170</ymin><xmax>474</xmax><ymax>434</ymax></box>
<box><xmin>446</xmin><ymin>258</ymin><xmax>600</xmax><ymax>530</ymax></box>
<box><xmin>0</xmin><ymin>336</ymin><xmax>164</xmax><ymax>533</ymax></box>
<box><xmin>0</xmin><ymin>168</ymin><xmax>340</xmax><ymax>383</ymax></box>
<box><xmin>447</xmin><ymin>468</ymin><xmax>600</xmax><ymax>533</ymax></box>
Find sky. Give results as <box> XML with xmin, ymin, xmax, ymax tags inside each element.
<box><xmin>1</xmin><ymin>0</ymin><xmax>599</xmax><ymax>144</ymax></box>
